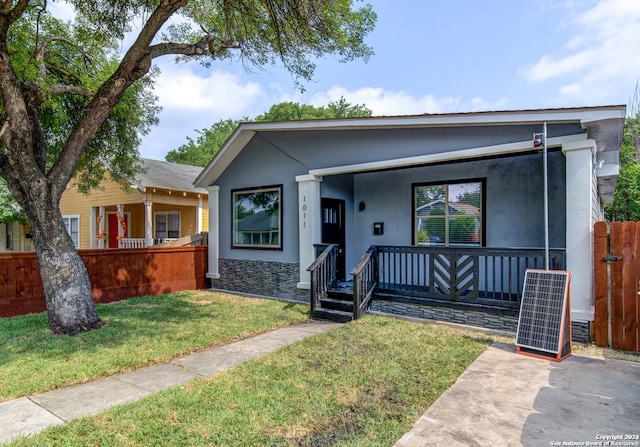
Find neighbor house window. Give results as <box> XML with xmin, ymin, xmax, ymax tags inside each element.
<box><xmin>232</xmin><ymin>185</ymin><xmax>282</xmax><ymax>249</ymax></box>
<box><xmin>5</xmin><ymin>223</ymin><xmax>13</xmax><ymax>250</ymax></box>
<box><xmin>414</xmin><ymin>180</ymin><xmax>483</xmax><ymax>246</ymax></box>
<box><xmin>62</xmin><ymin>215</ymin><xmax>80</xmax><ymax>248</ymax></box>
<box><xmin>155</xmin><ymin>212</ymin><xmax>180</xmax><ymax>239</ymax></box>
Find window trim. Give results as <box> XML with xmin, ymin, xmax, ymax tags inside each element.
<box><xmin>231</xmin><ymin>185</ymin><xmax>283</xmax><ymax>250</ymax></box>
<box><xmin>154</xmin><ymin>211</ymin><xmax>181</xmax><ymax>239</ymax></box>
<box><xmin>62</xmin><ymin>214</ymin><xmax>81</xmax><ymax>248</ymax></box>
<box><xmin>412</xmin><ymin>179</ymin><xmax>485</xmax><ymax>247</ymax></box>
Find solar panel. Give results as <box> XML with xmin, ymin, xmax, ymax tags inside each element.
<box><xmin>516</xmin><ymin>269</ymin><xmax>572</xmax><ymax>362</ymax></box>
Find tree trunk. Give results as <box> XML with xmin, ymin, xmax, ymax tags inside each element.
<box><xmin>30</xmin><ymin>202</ymin><xmax>103</xmax><ymax>336</ymax></box>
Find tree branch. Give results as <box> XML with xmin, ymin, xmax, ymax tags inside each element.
<box><xmin>47</xmin><ymin>0</ymin><xmax>188</xmax><ymax>199</ymax></box>
<box><xmin>9</xmin><ymin>0</ymin><xmax>30</xmax><ymax>24</ymax></box>
<box><xmin>148</xmin><ymin>34</ymin><xmax>240</xmax><ymax>59</ymax></box>
<box><xmin>0</xmin><ymin>119</ymin><xmax>7</xmax><ymax>138</ymax></box>
<box><xmin>37</xmin><ymin>36</ymin><xmax>94</xmax><ymax>85</ymax></box>
<box><xmin>49</xmin><ymin>84</ymin><xmax>94</xmax><ymax>97</ymax></box>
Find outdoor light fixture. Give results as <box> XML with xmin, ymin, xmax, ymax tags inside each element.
<box><xmin>533</xmin><ymin>132</ymin><xmax>545</xmax><ymax>148</ymax></box>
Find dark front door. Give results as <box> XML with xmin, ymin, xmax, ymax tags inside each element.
<box><xmin>321</xmin><ymin>198</ymin><xmax>346</xmax><ymax>281</ymax></box>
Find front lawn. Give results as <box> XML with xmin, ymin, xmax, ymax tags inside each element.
<box><xmin>6</xmin><ymin>315</ymin><xmax>492</xmax><ymax>446</ymax></box>
<box><xmin>0</xmin><ymin>290</ymin><xmax>309</xmax><ymax>401</ymax></box>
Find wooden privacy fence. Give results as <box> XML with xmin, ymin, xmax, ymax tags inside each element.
<box><xmin>594</xmin><ymin>221</ymin><xmax>640</xmax><ymax>352</ymax></box>
<box><xmin>0</xmin><ymin>246</ymin><xmax>208</xmax><ymax>318</ymax></box>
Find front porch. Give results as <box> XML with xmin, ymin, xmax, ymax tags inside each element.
<box><xmin>308</xmin><ymin>244</ymin><xmax>566</xmax><ymax>323</ymax></box>
<box><xmin>89</xmin><ymin>199</ymin><xmax>204</xmax><ymax>249</ymax></box>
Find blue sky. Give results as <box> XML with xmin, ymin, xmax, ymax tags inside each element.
<box><xmin>51</xmin><ymin>1</ymin><xmax>640</xmax><ymax>161</ymax></box>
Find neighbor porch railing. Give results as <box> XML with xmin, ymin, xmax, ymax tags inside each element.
<box><xmin>92</xmin><ymin>237</ymin><xmax>182</xmax><ymax>249</ymax></box>
<box><xmin>375</xmin><ymin>246</ymin><xmax>566</xmax><ymax>308</ymax></box>
<box><xmin>307</xmin><ymin>244</ymin><xmax>339</xmax><ymax>313</ymax></box>
<box><xmin>351</xmin><ymin>246</ymin><xmax>378</xmax><ymax>319</ymax></box>
<box><xmin>118</xmin><ymin>238</ymin><xmax>146</xmax><ymax>249</ymax></box>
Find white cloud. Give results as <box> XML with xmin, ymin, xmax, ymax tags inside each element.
<box><xmin>140</xmin><ymin>63</ymin><xmax>271</xmax><ymax>159</ymax></box>
<box><xmin>310</xmin><ymin>86</ymin><xmax>510</xmax><ymax>116</ymax></box>
<box><xmin>155</xmin><ymin>64</ymin><xmax>262</xmax><ymax>115</ymax></box>
<box><xmin>521</xmin><ymin>0</ymin><xmax>640</xmax><ymax>103</ymax></box>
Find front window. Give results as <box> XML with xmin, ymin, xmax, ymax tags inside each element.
<box><xmin>414</xmin><ymin>181</ymin><xmax>483</xmax><ymax>246</ymax></box>
<box><xmin>155</xmin><ymin>212</ymin><xmax>180</xmax><ymax>239</ymax></box>
<box><xmin>62</xmin><ymin>215</ymin><xmax>80</xmax><ymax>248</ymax></box>
<box><xmin>232</xmin><ymin>185</ymin><xmax>282</xmax><ymax>249</ymax></box>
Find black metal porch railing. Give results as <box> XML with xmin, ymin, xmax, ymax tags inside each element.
<box><xmin>375</xmin><ymin>246</ymin><xmax>566</xmax><ymax>308</ymax></box>
<box><xmin>307</xmin><ymin>244</ymin><xmax>339</xmax><ymax>313</ymax></box>
<box><xmin>351</xmin><ymin>245</ymin><xmax>378</xmax><ymax>319</ymax></box>
<box><xmin>309</xmin><ymin>245</ymin><xmax>566</xmax><ymax>321</ymax></box>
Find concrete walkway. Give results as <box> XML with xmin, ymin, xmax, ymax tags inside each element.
<box><xmin>394</xmin><ymin>342</ymin><xmax>640</xmax><ymax>447</ymax></box>
<box><xmin>2</xmin><ymin>322</ymin><xmax>639</xmax><ymax>446</ymax></box>
<box><xmin>0</xmin><ymin>320</ymin><xmax>341</xmax><ymax>445</ymax></box>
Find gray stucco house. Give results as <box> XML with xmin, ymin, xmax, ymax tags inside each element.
<box><xmin>194</xmin><ymin>105</ymin><xmax>625</xmax><ymax>341</ymax></box>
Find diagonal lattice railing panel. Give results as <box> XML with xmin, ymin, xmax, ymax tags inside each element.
<box><xmin>430</xmin><ymin>253</ymin><xmax>478</xmax><ymax>299</ymax></box>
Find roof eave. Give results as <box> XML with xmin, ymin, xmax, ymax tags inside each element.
<box><xmin>193</xmin><ymin>105</ymin><xmax>627</xmax><ymax>187</ymax></box>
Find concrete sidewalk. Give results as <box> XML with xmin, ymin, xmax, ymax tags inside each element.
<box><xmin>0</xmin><ymin>320</ymin><xmax>341</xmax><ymax>445</ymax></box>
<box><xmin>394</xmin><ymin>342</ymin><xmax>640</xmax><ymax>447</ymax></box>
<box><xmin>3</xmin><ymin>322</ymin><xmax>639</xmax><ymax>447</ymax></box>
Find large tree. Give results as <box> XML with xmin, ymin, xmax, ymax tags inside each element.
<box><xmin>166</xmin><ymin>97</ymin><xmax>372</xmax><ymax>166</ymax></box>
<box><xmin>0</xmin><ymin>0</ymin><xmax>376</xmax><ymax>335</ymax></box>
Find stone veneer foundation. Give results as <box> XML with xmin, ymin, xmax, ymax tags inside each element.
<box><xmin>210</xmin><ymin>258</ymin><xmax>590</xmax><ymax>343</ymax></box>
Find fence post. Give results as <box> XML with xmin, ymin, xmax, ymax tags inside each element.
<box><xmin>623</xmin><ymin>222</ymin><xmax>638</xmax><ymax>351</ymax></box>
<box><xmin>635</xmin><ymin>223</ymin><xmax>640</xmax><ymax>351</ymax></box>
<box><xmin>593</xmin><ymin>221</ymin><xmax>609</xmax><ymax>347</ymax></box>
<box><xmin>610</xmin><ymin>222</ymin><xmax>624</xmax><ymax>349</ymax></box>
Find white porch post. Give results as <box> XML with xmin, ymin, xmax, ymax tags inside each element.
<box><xmin>296</xmin><ymin>174</ymin><xmax>322</xmax><ymax>289</ymax></box>
<box><xmin>144</xmin><ymin>201</ymin><xmax>153</xmax><ymax>247</ymax></box>
<box><xmin>116</xmin><ymin>204</ymin><xmax>125</xmax><ymax>246</ymax></box>
<box><xmin>196</xmin><ymin>195</ymin><xmax>203</xmax><ymax>233</ymax></box>
<box><xmin>98</xmin><ymin>206</ymin><xmax>105</xmax><ymax>248</ymax></box>
<box><xmin>89</xmin><ymin>207</ymin><xmax>97</xmax><ymax>249</ymax></box>
<box><xmin>205</xmin><ymin>186</ymin><xmax>220</xmax><ymax>280</ymax></box>
<box><xmin>562</xmin><ymin>139</ymin><xmax>597</xmax><ymax>323</ymax></box>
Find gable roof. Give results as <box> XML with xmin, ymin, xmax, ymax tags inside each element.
<box><xmin>136</xmin><ymin>158</ymin><xmax>207</xmax><ymax>195</ymax></box>
<box><xmin>194</xmin><ymin>105</ymin><xmax>626</xmax><ymax>190</ymax></box>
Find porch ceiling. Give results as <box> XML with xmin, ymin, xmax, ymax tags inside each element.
<box><xmin>306</xmin><ymin>134</ymin><xmax>586</xmax><ymax>177</ymax></box>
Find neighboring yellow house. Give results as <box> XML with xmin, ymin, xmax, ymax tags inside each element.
<box><xmin>60</xmin><ymin>158</ymin><xmax>209</xmax><ymax>249</ymax></box>
<box><xmin>0</xmin><ymin>221</ymin><xmax>33</xmax><ymax>252</ymax></box>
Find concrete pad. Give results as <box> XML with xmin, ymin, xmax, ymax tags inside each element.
<box><xmin>0</xmin><ymin>397</ymin><xmax>64</xmax><ymax>444</ymax></box>
<box><xmin>394</xmin><ymin>343</ymin><xmax>640</xmax><ymax>447</ymax></box>
<box><xmin>30</xmin><ymin>376</ymin><xmax>152</xmax><ymax>421</ymax></box>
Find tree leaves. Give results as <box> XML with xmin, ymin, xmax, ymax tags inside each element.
<box><xmin>165</xmin><ymin>97</ymin><xmax>372</xmax><ymax>166</ymax></box>
<box><xmin>605</xmin><ymin>114</ymin><xmax>640</xmax><ymax>222</ymax></box>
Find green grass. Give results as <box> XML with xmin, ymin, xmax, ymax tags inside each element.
<box><xmin>0</xmin><ymin>290</ymin><xmax>309</xmax><ymax>401</ymax></box>
<box><xmin>6</xmin><ymin>316</ymin><xmax>492</xmax><ymax>447</ymax></box>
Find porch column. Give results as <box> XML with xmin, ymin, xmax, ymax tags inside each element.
<box><xmin>116</xmin><ymin>204</ymin><xmax>125</xmax><ymax>247</ymax></box>
<box><xmin>296</xmin><ymin>174</ymin><xmax>323</xmax><ymax>289</ymax></box>
<box><xmin>144</xmin><ymin>201</ymin><xmax>153</xmax><ymax>247</ymax></box>
<box><xmin>98</xmin><ymin>206</ymin><xmax>105</xmax><ymax>249</ymax></box>
<box><xmin>196</xmin><ymin>195</ymin><xmax>203</xmax><ymax>233</ymax></box>
<box><xmin>562</xmin><ymin>139</ymin><xmax>597</xmax><ymax>322</ymax></box>
<box><xmin>89</xmin><ymin>207</ymin><xmax>97</xmax><ymax>249</ymax></box>
<box><xmin>205</xmin><ymin>186</ymin><xmax>220</xmax><ymax>280</ymax></box>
